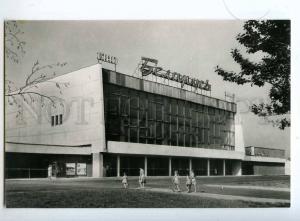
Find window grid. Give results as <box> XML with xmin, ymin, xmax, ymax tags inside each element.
<box><xmin>104</xmin><ymin>83</ymin><xmax>235</xmax><ymax>150</ymax></box>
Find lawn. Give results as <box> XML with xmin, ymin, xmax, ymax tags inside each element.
<box><xmin>5</xmin><ymin>175</ymin><xmax>290</xmax><ymax>208</ymax></box>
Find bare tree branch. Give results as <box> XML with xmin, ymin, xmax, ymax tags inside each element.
<box><xmin>6</xmin><ymin>91</ymin><xmax>57</xmax><ymax>105</ymax></box>
<box><xmin>5</xmin><ymin>21</ymin><xmax>26</xmax><ymax>63</ymax></box>
<box><xmin>5</xmin><ymin>21</ymin><xmax>69</xmax><ymax>120</ymax></box>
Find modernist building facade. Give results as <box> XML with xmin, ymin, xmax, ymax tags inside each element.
<box><xmin>5</xmin><ymin>64</ymin><xmax>287</xmax><ymax>178</ymax></box>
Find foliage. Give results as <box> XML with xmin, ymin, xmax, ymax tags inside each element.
<box><xmin>215</xmin><ymin>20</ymin><xmax>290</xmax><ymax>129</ymax></box>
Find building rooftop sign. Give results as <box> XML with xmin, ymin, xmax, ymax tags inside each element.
<box><xmin>140</xmin><ymin>57</ymin><xmax>211</xmax><ymax>91</ymax></box>
<box><xmin>97</xmin><ymin>52</ymin><xmax>118</xmax><ymax>72</ymax></box>
<box><xmin>97</xmin><ymin>52</ymin><xmax>118</xmax><ymax>65</ymax></box>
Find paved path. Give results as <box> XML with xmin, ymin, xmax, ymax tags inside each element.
<box><xmin>142</xmin><ymin>187</ymin><xmax>290</xmax><ymax>204</ymax></box>
<box><xmin>204</xmin><ymin>184</ymin><xmax>290</xmax><ymax>192</ymax></box>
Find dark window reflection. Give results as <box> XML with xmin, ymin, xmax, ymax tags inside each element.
<box><xmin>104</xmin><ymin>83</ymin><xmax>235</xmax><ymax>150</ymax></box>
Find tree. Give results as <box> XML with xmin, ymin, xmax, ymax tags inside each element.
<box><xmin>215</xmin><ymin>20</ymin><xmax>290</xmax><ymax>129</ymax></box>
<box><xmin>5</xmin><ymin>21</ymin><xmax>26</xmax><ymax>64</ymax></box>
<box><xmin>5</xmin><ymin>21</ymin><xmax>69</xmax><ymax>120</ymax></box>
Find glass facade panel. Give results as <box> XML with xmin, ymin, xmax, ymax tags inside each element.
<box><xmin>210</xmin><ymin>159</ymin><xmax>224</xmax><ymax>176</ymax></box>
<box><xmin>120</xmin><ymin>95</ymin><xmax>129</xmax><ymax>116</ymax></box>
<box><xmin>139</xmin><ymin>109</ymin><xmax>147</xmax><ymax>127</ymax></box>
<box><xmin>103</xmin><ymin>154</ymin><xmax>117</xmax><ymax>177</ymax></box>
<box><xmin>172</xmin><ymin>158</ymin><xmax>189</xmax><ymax>175</ymax></box>
<box><xmin>130</xmin><ymin>127</ymin><xmax>138</xmax><ymax>143</ymax></box>
<box><xmin>120</xmin><ymin>155</ymin><xmax>144</xmax><ymax>176</ymax></box>
<box><xmin>147</xmin><ymin>157</ymin><xmax>169</xmax><ymax>176</ymax></box>
<box><xmin>104</xmin><ymin>83</ymin><xmax>235</xmax><ymax>150</ymax></box>
<box><xmin>156</xmin><ymin>103</ymin><xmax>163</xmax><ymax>121</ymax></box>
<box><xmin>192</xmin><ymin>158</ymin><xmax>208</xmax><ymax>176</ymax></box>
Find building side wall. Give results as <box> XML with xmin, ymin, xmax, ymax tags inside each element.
<box><xmin>245</xmin><ymin>146</ymin><xmax>285</xmax><ymax>158</ymax></box>
<box><xmin>253</xmin><ymin>147</ymin><xmax>285</xmax><ymax>158</ymax></box>
<box><xmin>253</xmin><ymin>162</ymin><xmax>285</xmax><ymax>175</ymax></box>
<box><xmin>244</xmin><ymin>156</ymin><xmax>286</xmax><ymax>163</ymax></box>
<box><xmin>5</xmin><ymin>64</ymin><xmax>105</xmax><ymax>153</ymax></box>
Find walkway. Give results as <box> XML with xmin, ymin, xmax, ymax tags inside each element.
<box><xmin>204</xmin><ymin>184</ymin><xmax>290</xmax><ymax>192</ymax></box>
<box><xmin>142</xmin><ymin>187</ymin><xmax>290</xmax><ymax>204</ymax></box>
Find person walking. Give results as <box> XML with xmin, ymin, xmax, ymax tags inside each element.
<box><xmin>121</xmin><ymin>172</ymin><xmax>128</xmax><ymax>189</ymax></box>
<box><xmin>47</xmin><ymin>164</ymin><xmax>52</xmax><ymax>180</ymax></box>
<box><xmin>139</xmin><ymin>168</ymin><xmax>146</xmax><ymax>188</ymax></box>
<box><xmin>172</xmin><ymin>170</ymin><xmax>181</xmax><ymax>192</ymax></box>
<box><xmin>190</xmin><ymin>170</ymin><xmax>197</xmax><ymax>193</ymax></box>
<box><xmin>186</xmin><ymin>173</ymin><xmax>192</xmax><ymax>193</ymax></box>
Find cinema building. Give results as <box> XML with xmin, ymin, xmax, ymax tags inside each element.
<box><xmin>5</xmin><ymin>62</ymin><xmax>287</xmax><ymax>178</ymax></box>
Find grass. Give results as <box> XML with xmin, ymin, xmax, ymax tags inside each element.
<box><xmin>5</xmin><ymin>188</ymin><xmax>288</xmax><ymax>208</ymax></box>
<box><xmin>5</xmin><ymin>175</ymin><xmax>290</xmax><ymax>208</ymax></box>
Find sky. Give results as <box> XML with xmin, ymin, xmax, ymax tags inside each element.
<box><xmin>5</xmin><ymin>20</ymin><xmax>290</xmax><ymax>157</ymax></box>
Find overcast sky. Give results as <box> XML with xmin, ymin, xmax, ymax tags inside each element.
<box><xmin>5</xmin><ymin>20</ymin><xmax>290</xmax><ymax>156</ymax></box>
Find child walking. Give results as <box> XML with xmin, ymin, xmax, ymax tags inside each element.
<box><xmin>139</xmin><ymin>168</ymin><xmax>146</xmax><ymax>188</ymax></box>
<box><xmin>47</xmin><ymin>164</ymin><xmax>52</xmax><ymax>180</ymax></box>
<box><xmin>190</xmin><ymin>170</ymin><xmax>197</xmax><ymax>193</ymax></box>
<box><xmin>121</xmin><ymin>172</ymin><xmax>128</xmax><ymax>189</ymax></box>
<box><xmin>172</xmin><ymin>170</ymin><xmax>181</xmax><ymax>192</ymax></box>
<box><xmin>186</xmin><ymin>173</ymin><xmax>192</xmax><ymax>193</ymax></box>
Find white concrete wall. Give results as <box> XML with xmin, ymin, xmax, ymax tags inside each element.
<box><xmin>6</xmin><ymin>142</ymin><xmax>91</xmax><ymax>155</ymax></box>
<box><xmin>244</xmin><ymin>156</ymin><xmax>286</xmax><ymax>163</ymax></box>
<box><xmin>5</xmin><ymin>64</ymin><xmax>106</xmax><ymax>154</ymax></box>
<box><xmin>234</xmin><ymin>111</ymin><xmax>245</xmax><ymax>155</ymax></box>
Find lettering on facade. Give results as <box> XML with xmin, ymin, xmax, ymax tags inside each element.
<box><xmin>139</xmin><ymin>57</ymin><xmax>211</xmax><ymax>91</ymax></box>
<box><xmin>97</xmin><ymin>52</ymin><xmax>118</xmax><ymax>65</ymax></box>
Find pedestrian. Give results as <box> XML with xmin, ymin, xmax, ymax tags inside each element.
<box><xmin>186</xmin><ymin>173</ymin><xmax>192</xmax><ymax>193</ymax></box>
<box><xmin>52</xmin><ymin>162</ymin><xmax>58</xmax><ymax>178</ymax></box>
<box><xmin>139</xmin><ymin>168</ymin><xmax>146</xmax><ymax>188</ymax></box>
<box><xmin>190</xmin><ymin>170</ymin><xmax>197</xmax><ymax>193</ymax></box>
<box><xmin>47</xmin><ymin>164</ymin><xmax>52</xmax><ymax>180</ymax></box>
<box><xmin>121</xmin><ymin>172</ymin><xmax>128</xmax><ymax>189</ymax></box>
<box><xmin>214</xmin><ymin>168</ymin><xmax>217</xmax><ymax>175</ymax></box>
<box><xmin>172</xmin><ymin>170</ymin><xmax>181</xmax><ymax>192</ymax></box>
